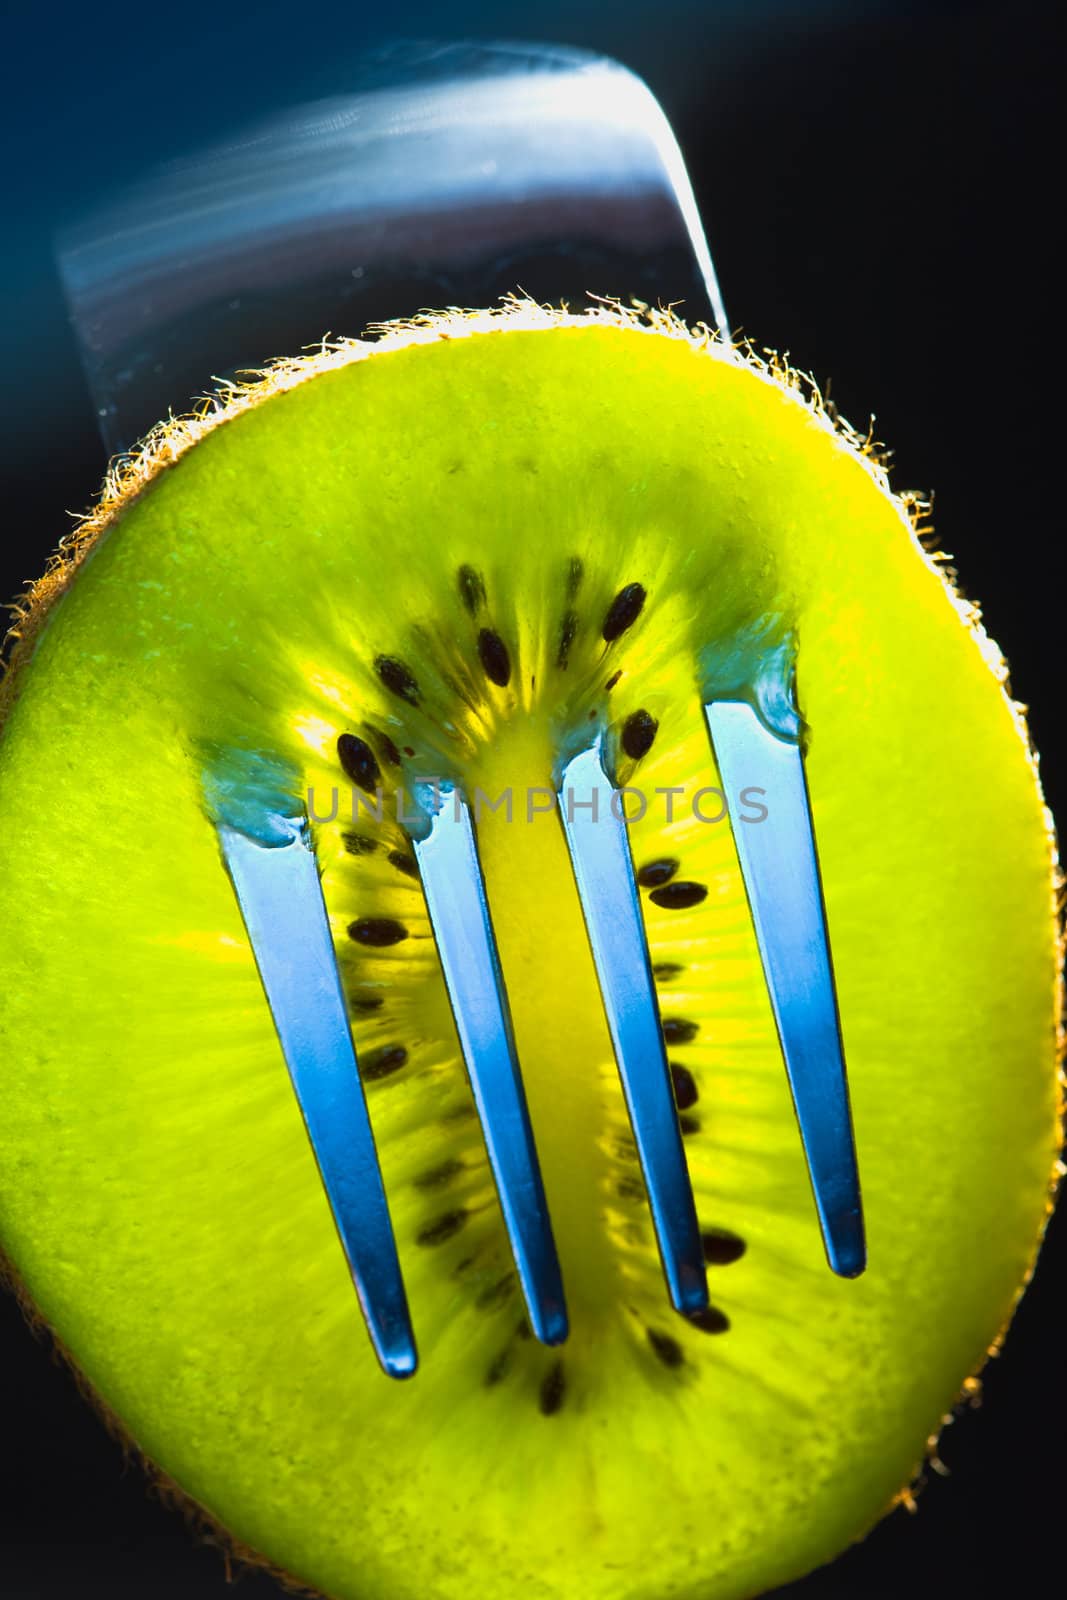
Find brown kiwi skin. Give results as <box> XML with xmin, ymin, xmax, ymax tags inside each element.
<box><xmin>0</xmin><ymin>1242</ymin><xmax>326</xmax><ymax>1597</ymax></box>
<box><xmin>2</xmin><ymin>1206</ymin><xmax>1063</xmax><ymax>1600</ymax></box>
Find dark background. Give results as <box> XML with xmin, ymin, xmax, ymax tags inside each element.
<box><xmin>1</xmin><ymin>1</ymin><xmax>1062</xmax><ymax>1595</ymax></box>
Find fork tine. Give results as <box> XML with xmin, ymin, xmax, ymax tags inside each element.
<box><xmin>218</xmin><ymin>816</ymin><xmax>418</xmax><ymax>1377</ymax></box>
<box><xmin>703</xmin><ymin>700</ymin><xmax>866</xmax><ymax>1278</ymax></box>
<box><xmin>409</xmin><ymin>784</ymin><xmax>569</xmax><ymax>1346</ymax></box>
<box><xmin>557</xmin><ymin>742</ymin><xmax>709</xmax><ymax>1315</ymax></box>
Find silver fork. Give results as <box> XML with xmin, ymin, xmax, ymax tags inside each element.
<box><xmin>59</xmin><ymin>41</ymin><xmax>864</xmax><ymax>1380</ymax></box>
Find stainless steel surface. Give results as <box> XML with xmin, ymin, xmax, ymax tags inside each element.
<box><xmin>557</xmin><ymin>742</ymin><xmax>708</xmax><ymax>1314</ymax></box>
<box><xmin>704</xmin><ymin>700</ymin><xmax>866</xmax><ymax>1277</ymax></box>
<box><xmin>218</xmin><ymin>816</ymin><xmax>418</xmax><ymax>1376</ymax></box>
<box><xmin>411</xmin><ymin>785</ymin><xmax>568</xmax><ymax>1345</ymax></box>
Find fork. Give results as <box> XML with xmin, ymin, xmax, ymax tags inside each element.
<box><xmin>60</xmin><ymin>41</ymin><xmax>864</xmax><ymax>1380</ymax></box>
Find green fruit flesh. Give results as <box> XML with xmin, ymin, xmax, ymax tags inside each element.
<box><xmin>0</xmin><ymin>309</ymin><xmax>1060</xmax><ymax>1600</ymax></box>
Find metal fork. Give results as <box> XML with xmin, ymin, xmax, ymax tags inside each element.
<box><xmin>60</xmin><ymin>41</ymin><xmax>864</xmax><ymax>1380</ymax></box>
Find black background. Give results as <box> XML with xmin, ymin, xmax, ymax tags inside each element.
<box><xmin>1</xmin><ymin>1</ymin><xmax>1063</xmax><ymax>1595</ymax></box>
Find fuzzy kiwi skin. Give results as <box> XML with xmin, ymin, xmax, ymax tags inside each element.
<box><xmin>0</xmin><ymin>308</ymin><xmax>1061</xmax><ymax>1600</ymax></box>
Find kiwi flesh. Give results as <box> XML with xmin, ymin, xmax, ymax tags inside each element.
<box><xmin>0</xmin><ymin>304</ymin><xmax>1060</xmax><ymax>1600</ymax></box>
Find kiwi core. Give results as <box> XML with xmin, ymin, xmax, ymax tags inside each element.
<box><xmin>471</xmin><ymin>714</ymin><xmax>627</xmax><ymax>1320</ymax></box>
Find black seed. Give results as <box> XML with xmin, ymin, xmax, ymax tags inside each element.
<box><xmin>416</xmin><ymin>1208</ymin><xmax>469</xmax><ymax>1247</ymax></box>
<box><xmin>647</xmin><ymin>1328</ymin><xmax>685</xmax><ymax>1369</ymax></box>
<box><xmin>485</xmin><ymin>1347</ymin><xmax>513</xmax><ymax>1387</ymax></box>
<box><xmin>603</xmin><ymin>582</ymin><xmax>647</xmax><ymax>642</ymax></box>
<box><xmin>337</xmin><ymin>733</ymin><xmax>380</xmax><ymax>794</ymax></box>
<box><xmin>388</xmin><ymin>849</ymin><xmax>419</xmax><ymax>879</ymax></box>
<box><xmin>617</xmin><ymin>1175</ymin><xmax>646</xmax><ymax>1203</ymax></box>
<box><xmin>443</xmin><ymin>1102</ymin><xmax>477</xmax><ymax>1124</ymax></box>
<box><xmin>376</xmin><ymin>731</ymin><xmax>402</xmax><ymax>767</ymax></box>
<box><xmin>375</xmin><ymin>654</ymin><xmax>420</xmax><ymax>705</ymax></box>
<box><xmin>663</xmin><ymin>1017</ymin><xmax>699</xmax><ymax>1045</ymax></box>
<box><xmin>605</xmin><ymin>670</ymin><xmax>622</xmax><ymax>692</ymax></box>
<box><xmin>361</xmin><ymin>1044</ymin><xmax>409</xmax><ymax>1081</ymax></box>
<box><xmin>516</xmin><ymin>1317</ymin><xmax>533</xmax><ymax>1342</ymax></box>
<box><xmin>457</xmin><ymin>564</ymin><xmax>486</xmax><ymax>615</ymax></box>
<box><xmin>679</xmin><ymin>1115</ymin><xmax>701</xmax><ymax>1137</ymax></box>
<box><xmin>403</xmin><ymin>745</ymin><xmax>416</xmax><ymax>757</ymax></box>
<box><xmin>453</xmin><ymin>1255</ymin><xmax>475</xmax><ymax>1277</ymax></box>
<box><xmin>347</xmin><ymin>917</ymin><xmax>409</xmax><ymax>946</ymax></box>
<box><xmin>622</xmin><ymin>709</ymin><xmax>658</xmax><ymax>760</ymax></box>
<box><xmin>556</xmin><ymin>609</ymin><xmax>579</xmax><ymax>669</ymax></box>
<box><xmin>414</xmin><ymin>1157</ymin><xmax>465</xmax><ymax>1191</ymax></box>
<box><xmin>476</xmin><ymin>1275</ymin><xmax>516</xmax><ymax>1311</ymax></box>
<box><xmin>566</xmin><ymin>556</ymin><xmax>584</xmax><ymax>599</ymax></box>
<box><xmin>636</xmin><ymin>857</ymin><xmax>679</xmax><ymax>889</ymax></box>
<box><xmin>652</xmin><ymin>961</ymin><xmax>685</xmax><ymax>982</ymax></box>
<box><xmin>670</xmin><ymin>1063</ymin><xmax>699</xmax><ymax>1111</ymax></box>
<box><xmin>687</xmin><ymin>1304</ymin><xmax>731</xmax><ymax>1335</ymax></box>
<box><xmin>701</xmin><ymin>1228</ymin><xmax>748</xmax><ymax>1266</ymax></box>
<box><xmin>649</xmin><ymin>882</ymin><xmax>708</xmax><ymax>911</ymax></box>
<box><xmin>341</xmin><ymin>831</ymin><xmax>379</xmax><ymax>857</ymax></box>
<box><xmin>478</xmin><ymin>627</ymin><xmax>512</xmax><ymax>687</ymax></box>
<box><xmin>349</xmin><ymin>994</ymin><xmax>384</xmax><ymax>1014</ymax></box>
<box><xmin>539</xmin><ymin>1360</ymin><xmax>566</xmax><ymax>1416</ymax></box>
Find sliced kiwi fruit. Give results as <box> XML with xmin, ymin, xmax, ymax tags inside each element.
<box><xmin>0</xmin><ymin>304</ymin><xmax>1061</xmax><ymax>1600</ymax></box>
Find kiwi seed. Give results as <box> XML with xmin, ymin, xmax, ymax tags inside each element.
<box><xmin>621</xmin><ymin>709</ymin><xmax>658</xmax><ymax>760</ymax></box>
<box><xmin>669</xmin><ymin>1064</ymin><xmax>699</xmax><ymax>1111</ymax></box>
<box><xmin>458</xmin><ymin>565</ymin><xmax>486</xmax><ymax>615</ymax></box>
<box><xmin>336</xmin><ymin>733</ymin><xmax>381</xmax><ymax>793</ymax></box>
<box><xmin>374</xmin><ymin>654</ymin><xmax>420</xmax><ymax>705</ymax></box>
<box><xmin>347</xmin><ymin>917</ymin><xmax>409</xmax><ymax>947</ymax></box>
<box><xmin>649</xmin><ymin>882</ymin><xmax>709</xmax><ymax>910</ymax></box>
<box><xmin>477</xmin><ymin>627</ymin><xmax>512</xmax><ymax>688</ymax></box>
<box><xmin>602</xmin><ymin>582</ymin><xmax>647</xmax><ymax>642</ymax></box>
<box><xmin>539</xmin><ymin>1361</ymin><xmax>567</xmax><ymax>1416</ymax></box>
<box><xmin>637</xmin><ymin>859</ymin><xmax>680</xmax><ymax>889</ymax></box>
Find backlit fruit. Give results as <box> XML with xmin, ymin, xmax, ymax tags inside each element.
<box><xmin>0</xmin><ymin>304</ymin><xmax>1060</xmax><ymax>1600</ymax></box>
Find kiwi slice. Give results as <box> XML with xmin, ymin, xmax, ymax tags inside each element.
<box><xmin>0</xmin><ymin>305</ymin><xmax>1060</xmax><ymax>1600</ymax></box>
